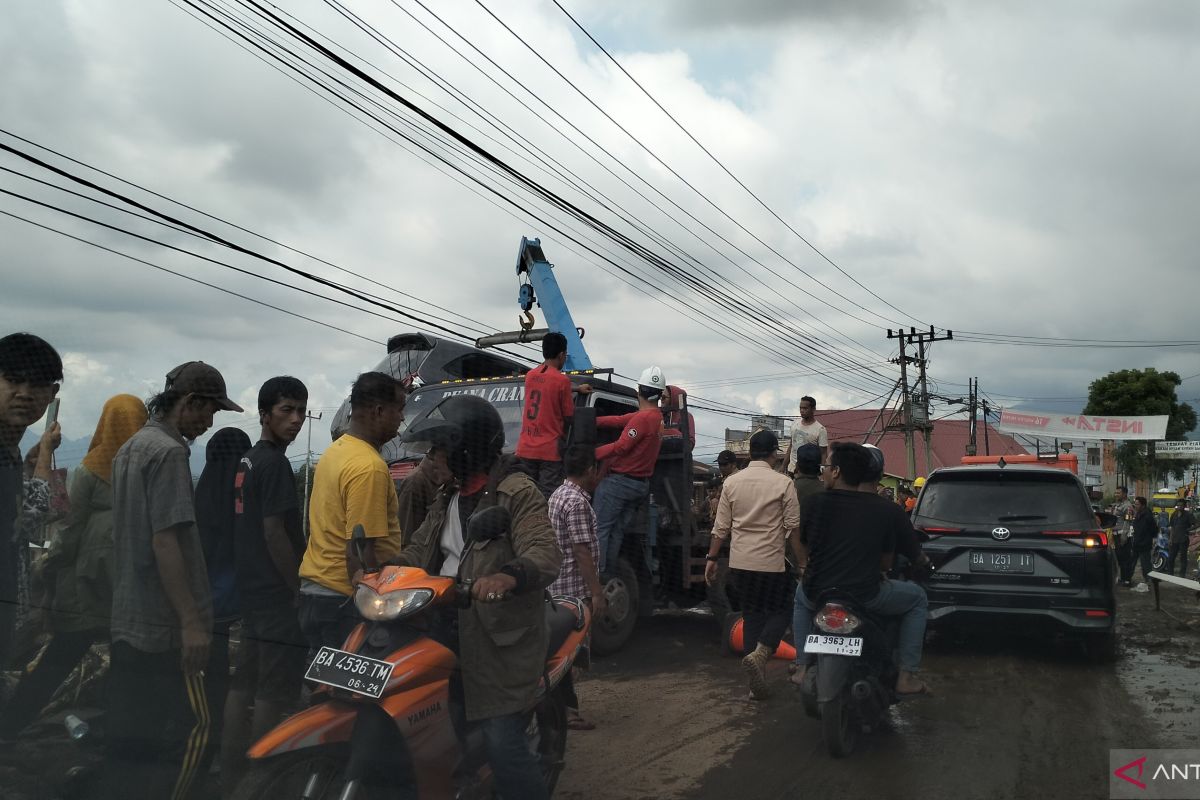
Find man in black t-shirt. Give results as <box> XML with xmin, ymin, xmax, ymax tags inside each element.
<box><xmin>221</xmin><ymin>376</ymin><xmax>309</xmax><ymax>782</ymax></box>
<box><xmin>0</xmin><ymin>333</ymin><xmax>62</xmax><ymax>669</ymax></box>
<box><xmin>792</xmin><ymin>443</ymin><xmax>930</xmax><ymax>696</ymax></box>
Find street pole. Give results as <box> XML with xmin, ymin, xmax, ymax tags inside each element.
<box><xmin>887</xmin><ymin>327</ymin><xmax>953</xmax><ymax>479</ymax></box>
<box><xmin>967</xmin><ymin>377</ymin><xmax>978</xmax><ymax>457</ymax></box>
<box><xmin>897</xmin><ymin>336</ymin><xmax>916</xmax><ymax>479</ymax></box>
<box><xmin>303</xmin><ymin>410</ymin><xmax>323</xmax><ymax>539</ymax></box>
<box><xmin>918</xmin><ymin>337</ymin><xmax>933</xmax><ymax>474</ymax></box>
<box><xmin>982</xmin><ymin>400</ymin><xmax>991</xmax><ymax>455</ymax></box>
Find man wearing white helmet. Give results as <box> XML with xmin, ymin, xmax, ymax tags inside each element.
<box><xmin>592</xmin><ymin>366</ymin><xmax>667</xmax><ymax>576</ymax></box>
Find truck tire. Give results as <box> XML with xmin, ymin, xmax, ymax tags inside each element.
<box><xmin>590</xmin><ymin>558</ymin><xmax>639</xmax><ymax>656</ymax></box>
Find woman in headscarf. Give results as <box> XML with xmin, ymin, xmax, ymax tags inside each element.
<box><xmin>0</xmin><ymin>394</ymin><xmax>147</xmax><ymax>739</ymax></box>
<box><xmin>193</xmin><ymin>426</ymin><xmax>252</xmax><ymax>778</ymax></box>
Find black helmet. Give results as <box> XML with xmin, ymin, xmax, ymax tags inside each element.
<box><xmin>862</xmin><ymin>443</ymin><xmax>885</xmax><ymax>483</ymax></box>
<box><xmin>400</xmin><ymin>394</ymin><xmax>504</xmax><ymax>480</ymax></box>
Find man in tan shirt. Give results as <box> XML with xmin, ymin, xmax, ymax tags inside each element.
<box><xmin>705</xmin><ymin>429</ymin><xmax>800</xmax><ymax>700</ymax></box>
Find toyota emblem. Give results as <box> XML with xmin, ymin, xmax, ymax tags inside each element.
<box><xmin>991</xmin><ymin>527</ymin><xmax>1011</xmax><ymax>541</ymax></box>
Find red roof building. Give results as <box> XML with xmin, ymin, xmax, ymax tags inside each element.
<box><xmin>814</xmin><ymin>409</ymin><xmax>1030</xmax><ymax>480</ymax></box>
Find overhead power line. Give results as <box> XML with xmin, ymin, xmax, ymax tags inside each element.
<box><xmin>176</xmin><ymin>0</ymin><xmax>898</xmax><ymax>397</ymax></box>
<box><xmin>549</xmin><ymin>0</ymin><xmax>923</xmax><ymax>327</ymax></box>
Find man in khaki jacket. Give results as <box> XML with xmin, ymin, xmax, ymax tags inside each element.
<box><xmin>393</xmin><ymin>394</ymin><xmax>560</xmax><ymax>800</ymax></box>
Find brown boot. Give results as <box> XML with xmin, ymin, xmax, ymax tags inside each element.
<box><xmin>741</xmin><ymin>644</ymin><xmax>772</xmax><ymax>700</ymax></box>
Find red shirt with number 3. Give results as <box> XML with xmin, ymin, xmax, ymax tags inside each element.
<box><xmin>515</xmin><ymin>364</ymin><xmax>575</xmax><ymax>461</ymax></box>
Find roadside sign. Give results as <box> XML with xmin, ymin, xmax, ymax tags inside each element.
<box><xmin>1155</xmin><ymin>441</ymin><xmax>1200</xmax><ymax>460</ymax></box>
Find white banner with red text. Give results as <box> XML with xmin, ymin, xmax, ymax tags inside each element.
<box><xmin>996</xmin><ymin>410</ymin><xmax>1168</xmax><ymax>441</ymax></box>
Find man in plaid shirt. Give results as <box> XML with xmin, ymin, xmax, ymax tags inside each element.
<box><xmin>549</xmin><ymin>446</ymin><xmax>605</xmax><ymax>615</ymax></box>
<box><xmin>548</xmin><ymin>445</ymin><xmax>604</xmax><ymax>730</ymax></box>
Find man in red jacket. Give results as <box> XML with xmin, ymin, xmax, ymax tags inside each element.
<box><xmin>593</xmin><ymin>366</ymin><xmax>666</xmax><ymax>577</ymax></box>
<box><xmin>515</xmin><ymin>332</ymin><xmax>592</xmax><ymax>497</ymax></box>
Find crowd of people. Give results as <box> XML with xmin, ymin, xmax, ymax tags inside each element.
<box><xmin>706</xmin><ymin>426</ymin><xmax>932</xmax><ymax>702</ymax></box>
<box><xmin>0</xmin><ymin>330</ymin><xmax>669</xmax><ymax>800</ymax></box>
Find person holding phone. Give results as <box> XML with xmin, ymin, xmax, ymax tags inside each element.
<box><xmin>0</xmin><ymin>333</ymin><xmax>63</xmax><ymax>671</ymax></box>
<box><xmin>0</xmin><ymin>394</ymin><xmax>146</xmax><ymax>739</ymax></box>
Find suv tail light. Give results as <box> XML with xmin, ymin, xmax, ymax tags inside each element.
<box><xmin>814</xmin><ymin>603</ymin><xmax>862</xmax><ymax>635</ymax></box>
<box><xmin>1043</xmin><ymin>530</ymin><xmax>1109</xmax><ymax>548</ymax></box>
<box><xmin>917</xmin><ymin>527</ymin><xmax>962</xmax><ymax>540</ymax></box>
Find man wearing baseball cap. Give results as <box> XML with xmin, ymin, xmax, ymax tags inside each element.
<box><xmin>99</xmin><ymin>362</ymin><xmax>242</xmax><ymax>800</ymax></box>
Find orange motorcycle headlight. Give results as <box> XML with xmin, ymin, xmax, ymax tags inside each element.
<box><xmin>354</xmin><ymin>585</ymin><xmax>434</xmax><ymax>622</ymax></box>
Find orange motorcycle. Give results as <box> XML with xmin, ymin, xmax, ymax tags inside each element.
<box><xmin>232</xmin><ymin>517</ymin><xmax>589</xmax><ymax>799</ymax></box>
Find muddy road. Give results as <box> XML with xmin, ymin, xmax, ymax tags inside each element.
<box><xmin>2</xmin><ymin>584</ymin><xmax>1199</xmax><ymax>799</ymax></box>
<box><xmin>558</xmin><ymin>585</ymin><xmax>1200</xmax><ymax>800</ymax></box>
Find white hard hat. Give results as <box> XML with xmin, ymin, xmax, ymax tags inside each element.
<box><xmin>637</xmin><ymin>365</ymin><xmax>666</xmax><ymax>390</ymax></box>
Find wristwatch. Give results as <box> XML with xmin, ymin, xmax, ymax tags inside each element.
<box><xmin>705</xmin><ymin>554</ymin><xmax>720</xmax><ymax>562</ymax></box>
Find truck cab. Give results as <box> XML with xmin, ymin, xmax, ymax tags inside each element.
<box><xmin>386</xmin><ymin>371</ymin><xmax>714</xmax><ymax>655</ymax></box>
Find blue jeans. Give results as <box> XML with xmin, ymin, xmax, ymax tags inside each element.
<box><xmin>481</xmin><ymin>712</ymin><xmax>548</xmax><ymax>800</ymax></box>
<box><xmin>593</xmin><ymin>473</ymin><xmax>649</xmax><ymax>574</ymax></box>
<box><xmin>792</xmin><ymin>580</ymin><xmax>928</xmax><ymax>673</ymax></box>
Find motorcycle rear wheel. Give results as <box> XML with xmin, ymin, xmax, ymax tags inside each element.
<box><xmin>230</xmin><ymin>750</ymin><xmax>399</xmax><ymax>800</ymax></box>
<box><xmin>1152</xmin><ymin>551</ymin><xmax>1166</xmax><ymax>571</ymax></box>
<box><xmin>821</xmin><ymin>693</ymin><xmax>857</xmax><ymax>758</ymax></box>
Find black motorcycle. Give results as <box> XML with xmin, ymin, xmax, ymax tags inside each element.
<box><xmin>797</xmin><ymin>591</ymin><xmax>899</xmax><ymax>758</ymax></box>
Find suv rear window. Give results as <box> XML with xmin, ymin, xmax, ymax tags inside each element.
<box><xmin>396</xmin><ymin>382</ymin><xmax>527</xmax><ymax>450</ymax></box>
<box><xmin>917</xmin><ymin>472</ymin><xmax>1092</xmax><ymax>527</ymax></box>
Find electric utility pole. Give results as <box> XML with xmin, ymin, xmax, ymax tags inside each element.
<box><xmin>887</xmin><ymin>326</ymin><xmax>954</xmax><ymax>478</ymax></box>
<box><xmin>967</xmin><ymin>377</ymin><xmax>979</xmax><ymax>457</ymax></box>
<box><xmin>303</xmin><ymin>410</ymin><xmax>323</xmax><ymax>539</ymax></box>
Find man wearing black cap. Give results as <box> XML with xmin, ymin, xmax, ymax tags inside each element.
<box><xmin>704</xmin><ymin>429</ymin><xmax>800</xmax><ymax>700</ymax></box>
<box><xmin>101</xmin><ymin>362</ymin><xmax>243</xmax><ymax>800</ymax></box>
<box><xmin>791</xmin><ymin>443</ymin><xmax>824</xmax><ymax>508</ymax></box>
<box><xmin>716</xmin><ymin>450</ymin><xmax>740</xmax><ymax>479</ymax></box>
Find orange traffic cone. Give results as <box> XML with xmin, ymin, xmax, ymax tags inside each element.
<box><xmin>728</xmin><ymin>616</ymin><xmax>796</xmax><ymax>660</ymax></box>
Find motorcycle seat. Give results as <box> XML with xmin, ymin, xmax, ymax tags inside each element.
<box><xmin>545</xmin><ymin>600</ymin><xmax>576</xmax><ymax>659</ymax></box>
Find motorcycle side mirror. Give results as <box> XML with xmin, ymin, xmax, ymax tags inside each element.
<box><xmin>1096</xmin><ymin>512</ymin><xmax>1118</xmax><ymax>529</ymax></box>
<box><xmin>467</xmin><ymin>505</ymin><xmax>511</xmax><ymax>543</ymax></box>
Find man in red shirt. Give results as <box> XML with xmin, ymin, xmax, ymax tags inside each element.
<box><xmin>592</xmin><ymin>365</ymin><xmax>666</xmax><ymax>577</ymax></box>
<box><xmin>515</xmin><ymin>332</ymin><xmax>591</xmax><ymax>497</ymax></box>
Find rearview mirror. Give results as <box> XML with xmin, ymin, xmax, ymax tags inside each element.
<box><xmin>1096</xmin><ymin>512</ymin><xmax>1118</xmax><ymax>529</ymax></box>
<box><xmin>467</xmin><ymin>505</ymin><xmax>511</xmax><ymax>543</ymax></box>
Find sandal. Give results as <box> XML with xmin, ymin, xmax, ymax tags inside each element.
<box><xmin>566</xmin><ymin>711</ymin><xmax>596</xmax><ymax>731</ymax></box>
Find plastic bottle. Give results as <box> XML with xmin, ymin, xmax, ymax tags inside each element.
<box><xmin>64</xmin><ymin>714</ymin><xmax>89</xmax><ymax>740</ymax></box>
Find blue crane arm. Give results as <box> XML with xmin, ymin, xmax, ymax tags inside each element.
<box><xmin>515</xmin><ymin>236</ymin><xmax>593</xmax><ymax>371</ymax></box>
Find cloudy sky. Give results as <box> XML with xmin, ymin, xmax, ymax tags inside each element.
<box><xmin>3</xmin><ymin>0</ymin><xmax>1199</xmax><ymax>467</ymax></box>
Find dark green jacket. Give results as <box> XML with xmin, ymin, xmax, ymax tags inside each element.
<box><xmin>395</xmin><ymin>468</ymin><xmax>561</xmax><ymax>720</ymax></box>
<box><xmin>45</xmin><ymin>466</ymin><xmax>114</xmax><ymax>633</ymax></box>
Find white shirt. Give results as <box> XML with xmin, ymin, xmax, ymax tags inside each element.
<box><xmin>439</xmin><ymin>493</ymin><xmax>465</xmax><ymax>577</ymax></box>
<box><xmin>787</xmin><ymin>419</ymin><xmax>828</xmax><ymax>473</ymax></box>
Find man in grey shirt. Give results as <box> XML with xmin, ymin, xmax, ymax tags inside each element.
<box><xmin>98</xmin><ymin>362</ymin><xmax>242</xmax><ymax>800</ymax></box>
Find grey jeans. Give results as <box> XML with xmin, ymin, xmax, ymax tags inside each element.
<box><xmin>793</xmin><ymin>579</ymin><xmax>928</xmax><ymax>673</ymax></box>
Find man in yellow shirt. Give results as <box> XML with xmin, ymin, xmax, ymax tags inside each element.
<box><xmin>299</xmin><ymin>372</ymin><xmax>406</xmax><ymax>652</ymax></box>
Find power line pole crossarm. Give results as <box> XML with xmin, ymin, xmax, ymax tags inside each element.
<box><xmin>887</xmin><ymin>327</ymin><xmax>954</xmax><ymax>478</ymax></box>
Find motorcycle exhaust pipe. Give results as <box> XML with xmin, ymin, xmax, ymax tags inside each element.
<box><xmin>850</xmin><ymin>680</ymin><xmax>883</xmax><ymax>723</ymax></box>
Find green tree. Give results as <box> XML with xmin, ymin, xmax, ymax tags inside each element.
<box><xmin>1084</xmin><ymin>368</ymin><xmax>1197</xmax><ymax>481</ymax></box>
